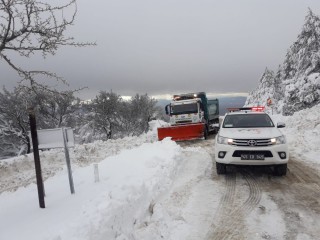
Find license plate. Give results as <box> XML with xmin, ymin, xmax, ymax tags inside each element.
<box><xmin>241</xmin><ymin>154</ymin><xmax>265</xmax><ymax>160</ymax></box>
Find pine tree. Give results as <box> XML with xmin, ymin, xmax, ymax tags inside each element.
<box><xmin>246</xmin><ymin>9</ymin><xmax>320</xmax><ymax>115</ymax></box>
<box><xmin>245</xmin><ymin>68</ymin><xmax>276</xmax><ymax>107</ymax></box>
<box><xmin>283</xmin><ymin>8</ymin><xmax>320</xmax><ymax>77</ymax></box>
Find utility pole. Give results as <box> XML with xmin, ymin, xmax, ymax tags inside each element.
<box><xmin>28</xmin><ymin>107</ymin><xmax>45</xmax><ymax>208</ymax></box>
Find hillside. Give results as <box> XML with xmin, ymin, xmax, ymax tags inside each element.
<box><xmin>1</xmin><ymin>105</ymin><xmax>320</xmax><ymax>240</ymax></box>
<box><xmin>246</xmin><ymin>9</ymin><xmax>320</xmax><ymax>115</ymax></box>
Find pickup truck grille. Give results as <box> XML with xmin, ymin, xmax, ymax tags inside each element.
<box><xmin>232</xmin><ymin>139</ymin><xmax>272</xmax><ymax>147</ymax></box>
<box><xmin>176</xmin><ymin>120</ymin><xmax>192</xmax><ymax>124</ymax></box>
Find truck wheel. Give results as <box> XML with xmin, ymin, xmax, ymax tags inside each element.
<box><xmin>216</xmin><ymin>162</ymin><xmax>227</xmax><ymax>174</ymax></box>
<box><xmin>274</xmin><ymin>164</ymin><xmax>287</xmax><ymax>176</ymax></box>
<box><xmin>204</xmin><ymin>127</ymin><xmax>208</xmax><ymax>140</ymax></box>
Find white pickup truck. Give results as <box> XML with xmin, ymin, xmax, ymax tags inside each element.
<box><xmin>215</xmin><ymin>107</ymin><xmax>289</xmax><ymax>176</ymax></box>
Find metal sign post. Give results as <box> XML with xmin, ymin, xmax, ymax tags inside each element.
<box><xmin>28</xmin><ymin>107</ymin><xmax>45</xmax><ymax>208</ymax></box>
<box><xmin>62</xmin><ymin>128</ymin><xmax>75</xmax><ymax>194</ymax></box>
<box><xmin>29</xmin><ymin>127</ymin><xmax>75</xmax><ymax>196</ymax></box>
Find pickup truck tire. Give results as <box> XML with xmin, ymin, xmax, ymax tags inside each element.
<box><xmin>216</xmin><ymin>162</ymin><xmax>227</xmax><ymax>174</ymax></box>
<box><xmin>274</xmin><ymin>164</ymin><xmax>287</xmax><ymax>176</ymax></box>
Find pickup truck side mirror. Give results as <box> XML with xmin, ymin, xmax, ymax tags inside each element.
<box><xmin>277</xmin><ymin>122</ymin><xmax>286</xmax><ymax>128</ymax></box>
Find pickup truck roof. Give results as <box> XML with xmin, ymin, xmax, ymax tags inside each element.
<box><xmin>227</xmin><ymin>106</ymin><xmax>265</xmax><ymax>114</ymax></box>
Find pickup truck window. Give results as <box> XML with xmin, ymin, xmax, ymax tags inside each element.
<box><xmin>223</xmin><ymin>114</ymin><xmax>274</xmax><ymax>128</ymax></box>
<box><xmin>208</xmin><ymin>104</ymin><xmax>217</xmax><ymax>115</ymax></box>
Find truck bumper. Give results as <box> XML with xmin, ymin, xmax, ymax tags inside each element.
<box><xmin>215</xmin><ymin>143</ymin><xmax>289</xmax><ymax>165</ymax></box>
<box><xmin>158</xmin><ymin>123</ymin><xmax>205</xmax><ymax>141</ymax></box>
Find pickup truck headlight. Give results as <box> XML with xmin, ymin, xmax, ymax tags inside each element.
<box><xmin>217</xmin><ymin>135</ymin><xmax>233</xmax><ymax>145</ymax></box>
<box><xmin>271</xmin><ymin>135</ymin><xmax>286</xmax><ymax>145</ymax></box>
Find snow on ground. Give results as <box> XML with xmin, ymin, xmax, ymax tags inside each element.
<box><xmin>0</xmin><ymin>120</ymin><xmax>162</xmax><ymax>193</ymax></box>
<box><xmin>1</xmin><ymin>107</ymin><xmax>320</xmax><ymax>240</ymax></box>
<box><xmin>134</xmin><ymin>146</ymin><xmax>224</xmax><ymax>239</ymax></box>
<box><xmin>0</xmin><ymin>139</ymin><xmax>182</xmax><ymax>240</ymax></box>
<box><xmin>269</xmin><ymin>104</ymin><xmax>320</xmax><ymax>166</ymax></box>
<box><xmin>246</xmin><ymin>193</ymin><xmax>286</xmax><ymax>240</ymax></box>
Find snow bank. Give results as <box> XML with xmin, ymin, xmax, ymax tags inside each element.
<box><xmin>0</xmin><ymin>120</ymin><xmax>167</xmax><ymax>193</ymax></box>
<box><xmin>270</xmin><ymin>104</ymin><xmax>320</xmax><ymax>165</ymax></box>
<box><xmin>0</xmin><ymin>138</ymin><xmax>182</xmax><ymax>240</ymax></box>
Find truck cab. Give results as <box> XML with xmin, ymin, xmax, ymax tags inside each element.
<box><xmin>165</xmin><ymin>98</ymin><xmax>204</xmax><ymax>126</ymax></box>
<box><xmin>158</xmin><ymin>92</ymin><xmax>219</xmax><ymax>141</ymax></box>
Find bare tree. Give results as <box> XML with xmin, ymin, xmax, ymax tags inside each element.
<box><xmin>0</xmin><ymin>86</ymin><xmax>80</xmax><ymax>157</ymax></box>
<box><xmin>130</xmin><ymin>94</ymin><xmax>160</xmax><ymax>134</ymax></box>
<box><xmin>93</xmin><ymin>91</ymin><xmax>122</xmax><ymax>139</ymax></box>
<box><xmin>37</xmin><ymin>90</ymin><xmax>78</xmax><ymax>128</ymax></box>
<box><xmin>75</xmin><ymin>91</ymin><xmax>163</xmax><ymax>143</ymax></box>
<box><xmin>0</xmin><ymin>115</ymin><xmax>24</xmax><ymax>158</ymax></box>
<box><xmin>0</xmin><ymin>0</ymin><xmax>94</xmax><ymax>90</ymax></box>
<box><xmin>0</xmin><ymin>87</ymin><xmax>31</xmax><ymax>155</ymax></box>
<box><xmin>0</xmin><ymin>0</ymin><xmax>93</xmax><ymax>157</ymax></box>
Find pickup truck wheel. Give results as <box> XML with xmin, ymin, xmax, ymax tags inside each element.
<box><xmin>216</xmin><ymin>162</ymin><xmax>227</xmax><ymax>174</ymax></box>
<box><xmin>274</xmin><ymin>164</ymin><xmax>287</xmax><ymax>176</ymax></box>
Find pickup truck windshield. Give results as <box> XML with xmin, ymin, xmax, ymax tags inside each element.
<box><xmin>223</xmin><ymin>114</ymin><xmax>274</xmax><ymax>128</ymax></box>
<box><xmin>171</xmin><ymin>103</ymin><xmax>198</xmax><ymax>115</ymax></box>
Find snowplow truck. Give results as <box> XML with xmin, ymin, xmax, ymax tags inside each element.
<box><xmin>158</xmin><ymin>92</ymin><xmax>219</xmax><ymax>141</ymax></box>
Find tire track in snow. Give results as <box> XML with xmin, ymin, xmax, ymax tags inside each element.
<box><xmin>266</xmin><ymin>157</ymin><xmax>320</xmax><ymax>240</ymax></box>
<box><xmin>219</xmin><ymin>173</ymin><xmax>236</xmax><ymax>214</ymax></box>
<box><xmin>208</xmin><ymin>170</ymin><xmax>262</xmax><ymax>240</ymax></box>
<box><xmin>240</xmin><ymin>170</ymin><xmax>262</xmax><ymax>213</ymax></box>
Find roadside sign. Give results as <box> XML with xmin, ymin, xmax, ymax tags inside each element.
<box><xmin>30</xmin><ymin>128</ymin><xmax>74</xmax><ymax>149</ymax></box>
<box><xmin>29</xmin><ymin>128</ymin><xmax>75</xmax><ymax>194</ymax></box>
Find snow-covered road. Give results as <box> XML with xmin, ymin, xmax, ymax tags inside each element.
<box><xmin>135</xmin><ymin>136</ymin><xmax>320</xmax><ymax>240</ymax></box>
<box><xmin>1</xmin><ymin>106</ymin><xmax>320</xmax><ymax>239</ymax></box>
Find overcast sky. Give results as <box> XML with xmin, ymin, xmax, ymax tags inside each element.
<box><xmin>1</xmin><ymin>0</ymin><xmax>320</xmax><ymax>100</ymax></box>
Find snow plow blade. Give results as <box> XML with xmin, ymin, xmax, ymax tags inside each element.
<box><xmin>157</xmin><ymin>123</ymin><xmax>205</xmax><ymax>141</ymax></box>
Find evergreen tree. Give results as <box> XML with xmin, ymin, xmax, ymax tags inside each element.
<box><xmin>283</xmin><ymin>8</ymin><xmax>320</xmax><ymax>77</ymax></box>
<box><xmin>246</xmin><ymin>9</ymin><xmax>320</xmax><ymax>115</ymax></box>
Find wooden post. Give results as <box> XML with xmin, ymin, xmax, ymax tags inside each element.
<box><xmin>28</xmin><ymin>107</ymin><xmax>45</xmax><ymax>208</ymax></box>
